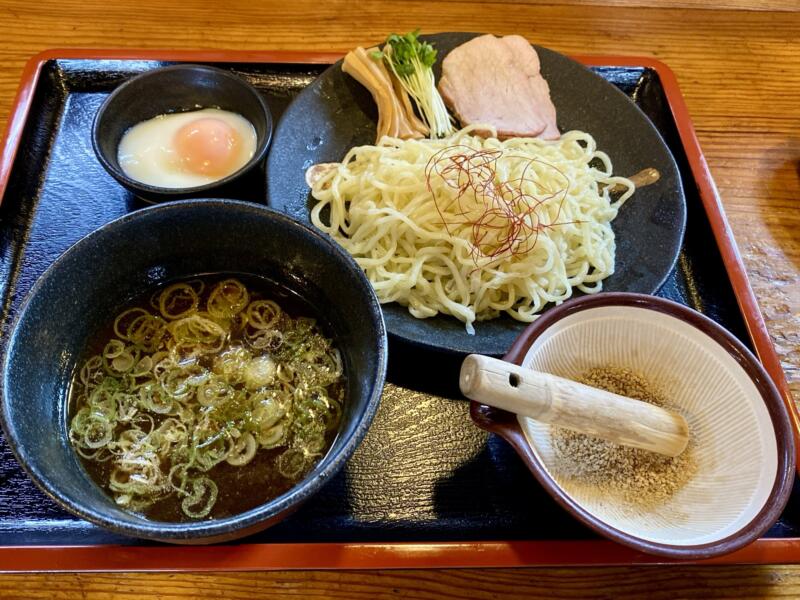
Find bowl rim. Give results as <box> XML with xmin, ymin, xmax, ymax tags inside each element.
<box><xmin>91</xmin><ymin>64</ymin><xmax>273</xmax><ymax>197</ymax></box>
<box><xmin>0</xmin><ymin>198</ymin><xmax>388</xmax><ymax>542</ymax></box>
<box><xmin>470</xmin><ymin>291</ymin><xmax>796</xmax><ymax>559</ymax></box>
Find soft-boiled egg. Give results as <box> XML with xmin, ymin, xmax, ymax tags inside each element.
<box><xmin>117</xmin><ymin>108</ymin><xmax>257</xmax><ymax>188</ymax></box>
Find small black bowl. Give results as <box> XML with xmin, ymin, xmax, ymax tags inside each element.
<box><xmin>92</xmin><ymin>65</ymin><xmax>272</xmax><ymax>203</ymax></box>
<box><xmin>0</xmin><ymin>199</ymin><xmax>387</xmax><ymax>543</ymax></box>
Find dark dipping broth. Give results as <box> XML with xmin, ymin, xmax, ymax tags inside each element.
<box><xmin>68</xmin><ymin>275</ymin><xmax>345</xmax><ymax>522</ymax></box>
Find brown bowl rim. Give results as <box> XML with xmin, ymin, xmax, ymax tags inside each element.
<box><xmin>469</xmin><ymin>292</ymin><xmax>796</xmax><ymax>559</ymax></box>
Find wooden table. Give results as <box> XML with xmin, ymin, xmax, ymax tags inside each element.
<box><xmin>0</xmin><ymin>0</ymin><xmax>798</xmax><ymax>596</ymax></box>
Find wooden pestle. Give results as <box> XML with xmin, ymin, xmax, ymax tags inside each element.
<box><xmin>459</xmin><ymin>354</ymin><xmax>689</xmax><ymax>457</ymax></box>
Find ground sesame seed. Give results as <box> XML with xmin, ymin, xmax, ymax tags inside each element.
<box><xmin>550</xmin><ymin>366</ymin><xmax>697</xmax><ymax>509</ymax></box>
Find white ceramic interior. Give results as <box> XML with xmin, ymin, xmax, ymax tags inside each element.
<box><xmin>518</xmin><ymin>305</ymin><xmax>778</xmax><ymax>546</ymax></box>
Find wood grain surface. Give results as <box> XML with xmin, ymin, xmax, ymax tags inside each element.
<box><xmin>3</xmin><ymin>567</ymin><xmax>800</xmax><ymax>599</ymax></box>
<box><xmin>0</xmin><ymin>0</ymin><xmax>798</xmax><ymax>597</ymax></box>
<box><xmin>451</xmin><ymin>0</ymin><xmax>800</xmax><ymax>10</ymax></box>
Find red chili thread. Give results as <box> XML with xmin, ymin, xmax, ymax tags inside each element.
<box><xmin>424</xmin><ymin>145</ymin><xmax>579</xmax><ymax>268</ymax></box>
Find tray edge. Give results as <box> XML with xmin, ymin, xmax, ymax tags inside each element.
<box><xmin>0</xmin><ymin>538</ymin><xmax>799</xmax><ymax>572</ymax></box>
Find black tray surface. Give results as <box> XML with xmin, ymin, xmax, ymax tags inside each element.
<box><xmin>0</xmin><ymin>58</ymin><xmax>797</xmax><ymax>546</ymax></box>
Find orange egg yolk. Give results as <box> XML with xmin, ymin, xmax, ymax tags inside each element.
<box><xmin>173</xmin><ymin>118</ymin><xmax>240</xmax><ymax>176</ymax></box>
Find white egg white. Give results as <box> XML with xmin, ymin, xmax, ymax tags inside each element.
<box><xmin>117</xmin><ymin>108</ymin><xmax>257</xmax><ymax>188</ymax></box>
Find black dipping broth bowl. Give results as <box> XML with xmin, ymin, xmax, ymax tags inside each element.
<box><xmin>0</xmin><ymin>199</ymin><xmax>387</xmax><ymax>544</ymax></box>
<box><xmin>92</xmin><ymin>65</ymin><xmax>272</xmax><ymax>203</ymax></box>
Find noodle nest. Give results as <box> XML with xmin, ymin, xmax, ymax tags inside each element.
<box><xmin>310</xmin><ymin>125</ymin><xmax>635</xmax><ymax>334</ymax></box>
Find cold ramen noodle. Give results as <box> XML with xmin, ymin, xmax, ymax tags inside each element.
<box><xmin>309</xmin><ymin>125</ymin><xmax>635</xmax><ymax>334</ymax></box>
<box><xmin>68</xmin><ymin>277</ymin><xmax>344</xmax><ymax>521</ymax></box>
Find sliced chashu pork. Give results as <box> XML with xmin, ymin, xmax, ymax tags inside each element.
<box><xmin>438</xmin><ymin>34</ymin><xmax>559</xmax><ymax>140</ymax></box>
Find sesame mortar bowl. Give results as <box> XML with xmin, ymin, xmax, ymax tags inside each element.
<box><xmin>469</xmin><ymin>293</ymin><xmax>795</xmax><ymax>559</ymax></box>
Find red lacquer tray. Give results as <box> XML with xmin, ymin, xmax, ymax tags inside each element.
<box><xmin>0</xmin><ymin>48</ymin><xmax>797</xmax><ymax>571</ymax></box>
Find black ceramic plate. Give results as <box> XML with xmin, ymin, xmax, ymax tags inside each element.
<box><xmin>266</xmin><ymin>32</ymin><xmax>686</xmax><ymax>355</ymax></box>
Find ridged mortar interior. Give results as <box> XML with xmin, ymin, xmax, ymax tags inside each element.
<box><xmin>518</xmin><ymin>305</ymin><xmax>777</xmax><ymax>546</ymax></box>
